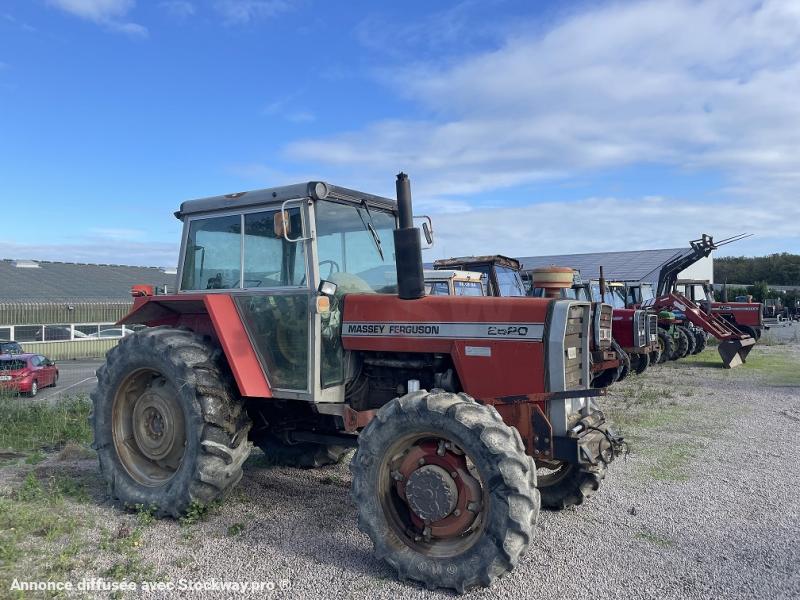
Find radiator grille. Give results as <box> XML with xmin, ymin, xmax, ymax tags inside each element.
<box><xmin>564</xmin><ymin>304</ymin><xmax>588</xmax><ymax>390</ymax></box>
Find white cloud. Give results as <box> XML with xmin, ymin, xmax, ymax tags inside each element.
<box><xmin>48</xmin><ymin>0</ymin><xmax>147</xmax><ymax>37</ymax></box>
<box><xmin>427</xmin><ymin>194</ymin><xmax>800</xmax><ymax>261</ymax></box>
<box><xmin>285</xmin><ymin>0</ymin><xmax>800</xmax><ymax>253</ymax></box>
<box><xmin>213</xmin><ymin>0</ymin><xmax>292</xmax><ymax>25</ymax></box>
<box><xmin>159</xmin><ymin>1</ymin><xmax>195</xmax><ymax>18</ymax></box>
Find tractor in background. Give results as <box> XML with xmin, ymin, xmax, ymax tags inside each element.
<box><xmin>91</xmin><ymin>174</ymin><xmax>625</xmax><ymax>592</ymax></box>
<box><xmin>643</xmin><ymin>234</ymin><xmax>756</xmax><ymax>368</ymax></box>
<box><xmin>423</xmin><ymin>269</ymin><xmax>486</xmax><ymax>296</ymax></box>
<box><xmin>527</xmin><ymin>267</ymin><xmax>659</xmax><ymax>377</ymax></box>
<box><xmin>432</xmin><ymin>256</ymin><xmax>625</xmax><ymax>388</ymax></box>
<box><xmin>674</xmin><ymin>279</ymin><xmax>764</xmax><ymax>340</ymax></box>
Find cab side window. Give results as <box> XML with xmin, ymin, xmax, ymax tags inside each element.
<box><xmin>181</xmin><ymin>215</ymin><xmax>242</xmax><ymax>290</ymax></box>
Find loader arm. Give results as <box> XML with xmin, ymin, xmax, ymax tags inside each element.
<box><xmin>645</xmin><ymin>293</ymin><xmax>755</xmax><ymax>367</ymax></box>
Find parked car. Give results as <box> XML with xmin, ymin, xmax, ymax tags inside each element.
<box><xmin>0</xmin><ymin>354</ymin><xmax>59</xmax><ymax>397</ymax></box>
<box><xmin>0</xmin><ymin>341</ymin><xmax>23</xmax><ymax>354</ymax></box>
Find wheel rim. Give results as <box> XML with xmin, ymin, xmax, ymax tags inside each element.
<box><xmin>378</xmin><ymin>434</ymin><xmax>488</xmax><ymax>558</ymax></box>
<box><xmin>112</xmin><ymin>368</ymin><xmax>186</xmax><ymax>486</ymax></box>
<box><xmin>31</xmin><ymin>381</ymin><xmax>37</xmax><ymax>396</ymax></box>
<box><xmin>536</xmin><ymin>459</ymin><xmax>572</xmax><ymax>487</ymax></box>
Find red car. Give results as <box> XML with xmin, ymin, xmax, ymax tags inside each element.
<box><xmin>0</xmin><ymin>353</ymin><xmax>59</xmax><ymax>397</ymax></box>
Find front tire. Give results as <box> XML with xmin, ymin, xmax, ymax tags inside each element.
<box><xmin>351</xmin><ymin>390</ymin><xmax>539</xmax><ymax>592</ymax></box>
<box><xmin>537</xmin><ymin>460</ymin><xmax>606</xmax><ymax>510</ymax></box>
<box><xmin>629</xmin><ymin>352</ymin><xmax>649</xmax><ymax>375</ymax></box>
<box><xmin>692</xmin><ymin>330</ymin><xmax>707</xmax><ymax>354</ymax></box>
<box><xmin>27</xmin><ymin>380</ymin><xmax>38</xmax><ymax>397</ymax></box>
<box><xmin>671</xmin><ymin>328</ymin><xmax>690</xmax><ymax>360</ymax></box>
<box><xmin>656</xmin><ymin>329</ymin><xmax>673</xmax><ymax>364</ymax></box>
<box><xmin>679</xmin><ymin>326</ymin><xmax>696</xmax><ymax>355</ymax></box>
<box><xmin>91</xmin><ymin>327</ymin><xmax>252</xmax><ymax>517</ymax></box>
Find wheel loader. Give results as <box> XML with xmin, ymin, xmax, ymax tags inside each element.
<box><xmin>91</xmin><ymin>174</ymin><xmax>624</xmax><ymax>592</ymax></box>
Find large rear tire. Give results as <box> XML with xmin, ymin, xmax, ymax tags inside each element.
<box><xmin>537</xmin><ymin>460</ymin><xmax>607</xmax><ymax>510</ymax></box>
<box><xmin>255</xmin><ymin>433</ymin><xmax>350</xmax><ymax>468</ymax></box>
<box><xmin>351</xmin><ymin>390</ymin><xmax>539</xmax><ymax>592</ymax></box>
<box><xmin>91</xmin><ymin>327</ymin><xmax>252</xmax><ymax>518</ymax></box>
<box><xmin>656</xmin><ymin>329</ymin><xmax>673</xmax><ymax>364</ymax></box>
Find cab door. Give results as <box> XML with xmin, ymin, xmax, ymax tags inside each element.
<box><xmin>234</xmin><ymin>204</ymin><xmax>314</xmax><ymax>398</ymax></box>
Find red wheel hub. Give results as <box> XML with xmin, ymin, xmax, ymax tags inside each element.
<box><xmin>392</xmin><ymin>440</ymin><xmax>482</xmax><ymax>539</ymax></box>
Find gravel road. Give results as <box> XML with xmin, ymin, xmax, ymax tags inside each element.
<box><xmin>2</xmin><ymin>332</ymin><xmax>798</xmax><ymax>600</ymax></box>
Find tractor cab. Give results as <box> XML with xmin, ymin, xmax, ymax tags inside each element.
<box><xmin>423</xmin><ymin>269</ymin><xmax>486</xmax><ymax>296</ymax></box>
<box><xmin>623</xmin><ymin>281</ymin><xmax>655</xmax><ymax>308</ymax></box>
<box><xmin>432</xmin><ymin>255</ymin><xmax>527</xmax><ymax>297</ymax></box>
<box><xmin>173</xmin><ymin>182</ymin><xmax>407</xmax><ymax>400</ymax></box>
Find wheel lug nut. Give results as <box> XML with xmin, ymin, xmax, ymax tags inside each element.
<box><xmin>418</xmin><ymin>458</ymin><xmax>425</xmax><ymax>466</ymax></box>
<box><xmin>391</xmin><ymin>470</ymin><xmax>404</xmax><ymax>481</ymax></box>
<box><xmin>450</xmin><ymin>471</ymin><xmax>458</xmax><ymax>478</ymax></box>
<box><xmin>453</xmin><ymin>509</ymin><xmax>461</xmax><ymax>517</ymax></box>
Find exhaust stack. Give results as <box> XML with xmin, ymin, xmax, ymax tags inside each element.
<box><xmin>393</xmin><ymin>172</ymin><xmax>425</xmax><ymax>300</ymax></box>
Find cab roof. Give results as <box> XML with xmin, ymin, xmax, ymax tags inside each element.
<box><xmin>434</xmin><ymin>255</ymin><xmax>521</xmax><ymax>270</ymax></box>
<box><xmin>423</xmin><ymin>269</ymin><xmax>484</xmax><ymax>282</ymax></box>
<box><xmin>175</xmin><ymin>182</ymin><xmax>397</xmax><ymax>219</ymax></box>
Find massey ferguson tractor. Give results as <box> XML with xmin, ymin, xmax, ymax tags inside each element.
<box><xmin>90</xmin><ymin>174</ymin><xmax>624</xmax><ymax>592</ymax></box>
<box><xmin>432</xmin><ymin>256</ymin><xmax>625</xmax><ymax>388</ymax></box>
<box><xmin>527</xmin><ymin>267</ymin><xmax>659</xmax><ymax>377</ymax></box>
<box><xmin>642</xmin><ymin>234</ymin><xmax>756</xmax><ymax>368</ymax></box>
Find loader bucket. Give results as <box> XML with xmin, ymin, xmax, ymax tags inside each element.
<box><xmin>718</xmin><ymin>337</ymin><xmax>756</xmax><ymax>368</ymax></box>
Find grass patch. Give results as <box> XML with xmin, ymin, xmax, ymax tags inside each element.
<box><xmin>179</xmin><ymin>500</ymin><xmax>220</xmax><ymax>526</ymax></box>
<box><xmin>0</xmin><ymin>472</ymin><xmax>86</xmax><ymax>592</ymax></box>
<box><xmin>0</xmin><ymin>396</ymin><xmax>92</xmax><ymax>452</ymax></box>
<box><xmin>677</xmin><ymin>346</ymin><xmax>800</xmax><ymax>386</ymax></box>
<box><xmin>645</xmin><ymin>441</ymin><xmax>702</xmax><ymax>481</ymax></box>
<box><xmin>635</xmin><ymin>529</ymin><xmax>676</xmax><ymax>547</ymax></box>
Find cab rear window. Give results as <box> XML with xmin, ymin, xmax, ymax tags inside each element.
<box><xmin>0</xmin><ymin>359</ymin><xmax>26</xmax><ymax>371</ymax></box>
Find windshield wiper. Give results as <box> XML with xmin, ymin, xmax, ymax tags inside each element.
<box><xmin>357</xmin><ymin>200</ymin><xmax>384</xmax><ymax>261</ymax></box>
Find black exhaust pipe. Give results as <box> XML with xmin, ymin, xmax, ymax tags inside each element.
<box><xmin>394</xmin><ymin>172</ymin><xmax>425</xmax><ymax>300</ymax></box>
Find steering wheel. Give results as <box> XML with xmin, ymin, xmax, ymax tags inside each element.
<box><xmin>319</xmin><ymin>260</ymin><xmax>341</xmax><ymax>280</ymax></box>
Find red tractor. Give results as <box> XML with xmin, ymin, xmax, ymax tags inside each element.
<box><xmin>432</xmin><ymin>257</ymin><xmax>626</xmax><ymax>388</ymax></box>
<box><xmin>674</xmin><ymin>279</ymin><xmax>764</xmax><ymax>340</ymax></box>
<box><xmin>527</xmin><ymin>268</ymin><xmax>660</xmax><ymax>378</ymax></box>
<box><xmin>643</xmin><ymin>234</ymin><xmax>756</xmax><ymax>368</ymax></box>
<box><xmin>91</xmin><ymin>174</ymin><xmax>624</xmax><ymax>592</ymax></box>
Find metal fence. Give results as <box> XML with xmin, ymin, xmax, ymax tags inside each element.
<box><xmin>0</xmin><ymin>300</ymin><xmax>134</xmax><ymax>360</ymax></box>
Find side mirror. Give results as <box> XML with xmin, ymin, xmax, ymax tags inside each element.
<box><xmin>318</xmin><ymin>280</ymin><xmax>338</xmax><ymax>296</ymax></box>
<box><xmin>274</xmin><ymin>211</ymin><xmax>293</xmax><ymax>238</ymax></box>
<box><xmin>414</xmin><ymin>215</ymin><xmax>434</xmax><ymax>246</ymax></box>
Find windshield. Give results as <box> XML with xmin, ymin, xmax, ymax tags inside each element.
<box><xmin>640</xmin><ymin>284</ymin><xmax>655</xmax><ymax>301</ymax></box>
<box><xmin>315</xmin><ymin>200</ymin><xmax>398</xmax><ymax>293</ymax></box>
<box><xmin>589</xmin><ymin>284</ymin><xmax>627</xmax><ymax>308</ymax></box>
<box><xmin>454</xmin><ymin>281</ymin><xmax>484</xmax><ymax>296</ymax></box>
<box><xmin>495</xmin><ymin>266</ymin><xmax>526</xmax><ymax>297</ymax></box>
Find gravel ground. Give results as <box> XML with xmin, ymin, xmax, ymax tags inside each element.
<box><xmin>2</xmin><ymin>327</ymin><xmax>799</xmax><ymax>599</ymax></box>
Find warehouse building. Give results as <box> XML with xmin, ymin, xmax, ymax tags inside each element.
<box><xmin>0</xmin><ymin>259</ymin><xmax>175</xmax><ymax>359</ymax></box>
<box><xmin>517</xmin><ymin>247</ymin><xmax>713</xmax><ymax>285</ymax></box>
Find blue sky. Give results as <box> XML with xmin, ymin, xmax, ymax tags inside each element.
<box><xmin>2</xmin><ymin>0</ymin><xmax>799</xmax><ymax>267</ymax></box>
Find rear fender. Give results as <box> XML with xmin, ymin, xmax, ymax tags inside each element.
<box><xmin>119</xmin><ymin>294</ymin><xmax>272</xmax><ymax>398</ymax></box>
